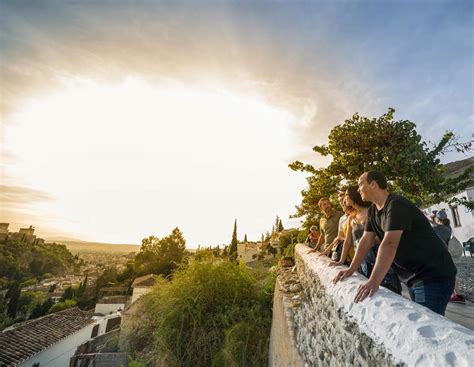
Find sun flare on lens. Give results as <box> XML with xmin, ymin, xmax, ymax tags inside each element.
<box><xmin>4</xmin><ymin>77</ymin><xmax>304</xmax><ymax>245</ymax></box>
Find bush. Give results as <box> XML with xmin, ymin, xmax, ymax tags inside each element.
<box><xmin>48</xmin><ymin>299</ymin><xmax>77</xmax><ymax>314</ymax></box>
<box><xmin>123</xmin><ymin>261</ymin><xmax>273</xmax><ymax>366</ymax></box>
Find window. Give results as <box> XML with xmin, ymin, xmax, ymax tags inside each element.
<box><xmin>450</xmin><ymin>206</ymin><xmax>462</xmax><ymax>227</ymax></box>
<box><xmin>91</xmin><ymin>324</ymin><xmax>99</xmax><ymax>338</ymax></box>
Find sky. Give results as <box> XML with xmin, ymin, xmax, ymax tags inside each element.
<box><xmin>1</xmin><ymin>0</ymin><xmax>473</xmax><ymax>247</ymax></box>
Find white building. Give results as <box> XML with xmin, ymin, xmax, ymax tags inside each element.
<box><xmin>0</xmin><ymin>307</ymin><xmax>119</xmax><ymax>367</ymax></box>
<box><xmin>425</xmin><ymin>186</ymin><xmax>474</xmax><ymax>244</ymax></box>
<box><xmin>131</xmin><ymin>274</ymin><xmax>157</xmax><ymax>304</ymax></box>
<box><xmin>237</xmin><ymin>242</ymin><xmax>264</xmax><ymax>263</ymax></box>
<box><xmin>424</xmin><ymin>157</ymin><xmax>474</xmax><ymax>245</ymax></box>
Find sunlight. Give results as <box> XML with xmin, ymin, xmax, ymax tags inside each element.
<box><xmin>5</xmin><ymin>76</ymin><xmax>304</xmax><ymax>244</ymax></box>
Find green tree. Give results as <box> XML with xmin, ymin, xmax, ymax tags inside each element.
<box><xmin>290</xmin><ymin>108</ymin><xmax>474</xmax><ymax>227</ymax></box>
<box><xmin>6</xmin><ymin>282</ymin><xmax>21</xmax><ymax>319</ymax></box>
<box><xmin>229</xmin><ymin>219</ymin><xmax>238</xmax><ymax>261</ymax></box>
<box><xmin>48</xmin><ymin>299</ymin><xmax>77</xmax><ymax>314</ymax></box>
<box><xmin>60</xmin><ymin>286</ymin><xmax>74</xmax><ymax>302</ymax></box>
<box><xmin>30</xmin><ymin>298</ymin><xmax>54</xmax><ymax>319</ymax></box>
<box><xmin>134</xmin><ymin>227</ymin><xmax>186</xmax><ymax>277</ymax></box>
<box><xmin>243</xmin><ymin>234</ymin><xmax>248</xmax><ymax>243</ymax></box>
<box><xmin>278</xmin><ymin>219</ymin><xmax>284</xmax><ymax>232</ymax></box>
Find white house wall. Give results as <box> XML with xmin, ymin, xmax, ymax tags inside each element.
<box><xmin>95</xmin><ymin>303</ymin><xmax>125</xmax><ymax>316</ymax></box>
<box><xmin>19</xmin><ymin>324</ymin><xmax>95</xmax><ymax>367</ymax></box>
<box><xmin>425</xmin><ymin>188</ymin><xmax>474</xmax><ymax>243</ymax></box>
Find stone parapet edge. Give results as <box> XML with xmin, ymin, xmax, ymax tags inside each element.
<box><xmin>295</xmin><ymin>243</ymin><xmax>474</xmax><ymax>367</ymax></box>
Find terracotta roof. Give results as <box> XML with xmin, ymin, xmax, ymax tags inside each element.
<box><xmin>132</xmin><ymin>274</ymin><xmax>157</xmax><ymax>287</ymax></box>
<box><xmin>0</xmin><ymin>307</ymin><xmax>94</xmax><ymax>366</ymax></box>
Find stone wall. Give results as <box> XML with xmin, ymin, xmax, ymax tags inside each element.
<box><xmin>269</xmin><ymin>244</ymin><xmax>474</xmax><ymax>367</ymax></box>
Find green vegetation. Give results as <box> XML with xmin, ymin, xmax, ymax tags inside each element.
<box><xmin>0</xmin><ymin>237</ymin><xmax>80</xmax><ymax>327</ymax></box>
<box><xmin>290</xmin><ymin>108</ymin><xmax>474</xmax><ymax>227</ymax></box>
<box><xmin>230</xmin><ymin>219</ymin><xmax>238</xmax><ymax>261</ymax></box>
<box><xmin>134</xmin><ymin>227</ymin><xmax>186</xmax><ymax>277</ymax></box>
<box><xmin>123</xmin><ymin>260</ymin><xmax>275</xmax><ymax>367</ymax></box>
<box><xmin>0</xmin><ymin>239</ymin><xmax>76</xmax><ymax>283</ymax></box>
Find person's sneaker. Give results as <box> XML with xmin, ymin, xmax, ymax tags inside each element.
<box><xmin>449</xmin><ymin>294</ymin><xmax>466</xmax><ymax>304</ymax></box>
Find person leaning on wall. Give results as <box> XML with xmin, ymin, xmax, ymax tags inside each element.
<box><xmin>333</xmin><ymin>171</ymin><xmax>457</xmax><ymax>316</ymax></box>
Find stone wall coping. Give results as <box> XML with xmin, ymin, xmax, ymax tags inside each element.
<box><xmin>295</xmin><ymin>244</ymin><xmax>474</xmax><ymax>366</ymax></box>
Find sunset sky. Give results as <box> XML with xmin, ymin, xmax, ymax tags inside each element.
<box><xmin>1</xmin><ymin>1</ymin><xmax>473</xmax><ymax>247</ymax></box>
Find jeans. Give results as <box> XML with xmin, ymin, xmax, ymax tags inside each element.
<box><xmin>408</xmin><ymin>278</ymin><xmax>455</xmax><ymax>316</ymax></box>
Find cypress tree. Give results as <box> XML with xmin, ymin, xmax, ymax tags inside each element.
<box><xmin>230</xmin><ymin>219</ymin><xmax>238</xmax><ymax>260</ymax></box>
<box><xmin>244</xmin><ymin>234</ymin><xmax>248</xmax><ymax>242</ymax></box>
<box><xmin>278</xmin><ymin>219</ymin><xmax>284</xmax><ymax>232</ymax></box>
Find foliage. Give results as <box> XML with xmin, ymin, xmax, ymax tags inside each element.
<box><xmin>123</xmin><ymin>261</ymin><xmax>273</xmax><ymax>367</ymax></box>
<box><xmin>30</xmin><ymin>298</ymin><xmax>54</xmax><ymax>319</ymax></box>
<box><xmin>5</xmin><ymin>282</ymin><xmax>20</xmax><ymax>319</ymax></box>
<box><xmin>48</xmin><ymin>299</ymin><xmax>77</xmax><ymax>314</ymax></box>
<box><xmin>230</xmin><ymin>220</ymin><xmax>238</xmax><ymax>261</ymax></box>
<box><xmin>17</xmin><ymin>291</ymin><xmax>44</xmax><ymax>318</ymax></box>
<box><xmin>134</xmin><ymin>228</ymin><xmax>186</xmax><ymax>277</ymax></box>
<box><xmin>290</xmin><ymin>108</ymin><xmax>474</xmax><ymax>226</ymax></box>
<box><xmin>0</xmin><ymin>239</ymin><xmax>76</xmax><ymax>284</ymax></box>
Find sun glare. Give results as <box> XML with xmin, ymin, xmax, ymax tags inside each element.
<box><xmin>5</xmin><ymin>77</ymin><xmax>305</xmax><ymax>245</ymax></box>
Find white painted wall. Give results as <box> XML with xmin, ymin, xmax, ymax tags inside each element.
<box><xmin>19</xmin><ymin>323</ymin><xmax>96</xmax><ymax>367</ymax></box>
<box><xmin>425</xmin><ymin>187</ymin><xmax>474</xmax><ymax>244</ymax></box>
<box><xmin>94</xmin><ymin>303</ymin><xmax>125</xmax><ymax>315</ymax></box>
<box><xmin>131</xmin><ymin>286</ymin><xmax>151</xmax><ymax>304</ymax></box>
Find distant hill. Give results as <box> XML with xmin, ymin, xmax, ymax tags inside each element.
<box><xmin>45</xmin><ymin>239</ymin><xmax>141</xmax><ymax>254</ymax></box>
<box><xmin>444</xmin><ymin>157</ymin><xmax>474</xmax><ymax>179</ymax></box>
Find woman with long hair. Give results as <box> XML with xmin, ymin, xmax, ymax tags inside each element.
<box><xmin>330</xmin><ymin>185</ymin><xmax>401</xmax><ymax>294</ymax></box>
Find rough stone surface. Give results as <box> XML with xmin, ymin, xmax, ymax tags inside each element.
<box><xmin>268</xmin><ymin>275</ymin><xmax>305</xmax><ymax>367</ymax></box>
<box><xmin>291</xmin><ymin>257</ymin><xmax>400</xmax><ymax>367</ymax></box>
<box><xmin>268</xmin><ymin>244</ymin><xmax>474</xmax><ymax>367</ymax></box>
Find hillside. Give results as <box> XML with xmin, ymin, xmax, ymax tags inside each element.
<box><xmin>52</xmin><ymin>240</ymin><xmax>140</xmax><ymax>254</ymax></box>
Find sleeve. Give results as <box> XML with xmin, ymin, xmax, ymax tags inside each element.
<box><xmin>384</xmin><ymin>199</ymin><xmax>412</xmax><ymax>231</ymax></box>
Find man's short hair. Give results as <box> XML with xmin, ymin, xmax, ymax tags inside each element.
<box><xmin>366</xmin><ymin>171</ymin><xmax>388</xmax><ymax>189</ymax></box>
<box><xmin>318</xmin><ymin>197</ymin><xmax>330</xmax><ymax>208</ymax></box>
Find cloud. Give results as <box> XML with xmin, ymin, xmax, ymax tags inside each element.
<box><xmin>0</xmin><ymin>184</ymin><xmax>54</xmax><ymax>205</ymax></box>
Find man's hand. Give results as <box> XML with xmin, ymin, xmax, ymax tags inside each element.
<box><xmin>333</xmin><ymin>268</ymin><xmax>354</xmax><ymax>284</ymax></box>
<box><xmin>354</xmin><ymin>280</ymin><xmax>379</xmax><ymax>303</ymax></box>
<box><xmin>329</xmin><ymin>260</ymin><xmax>343</xmax><ymax>267</ymax></box>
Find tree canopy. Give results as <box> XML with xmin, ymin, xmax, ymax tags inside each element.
<box><xmin>134</xmin><ymin>227</ymin><xmax>186</xmax><ymax>277</ymax></box>
<box><xmin>290</xmin><ymin>108</ymin><xmax>473</xmax><ymax>227</ymax></box>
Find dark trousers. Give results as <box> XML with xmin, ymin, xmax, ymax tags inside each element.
<box><xmin>408</xmin><ymin>278</ymin><xmax>455</xmax><ymax>316</ymax></box>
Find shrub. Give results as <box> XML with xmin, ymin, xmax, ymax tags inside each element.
<box><xmin>123</xmin><ymin>261</ymin><xmax>273</xmax><ymax>366</ymax></box>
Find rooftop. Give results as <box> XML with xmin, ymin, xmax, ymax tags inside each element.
<box><xmin>132</xmin><ymin>274</ymin><xmax>158</xmax><ymax>287</ymax></box>
<box><xmin>0</xmin><ymin>307</ymin><xmax>94</xmax><ymax>366</ymax></box>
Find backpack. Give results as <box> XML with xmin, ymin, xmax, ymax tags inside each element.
<box><xmin>448</xmin><ymin>236</ymin><xmax>463</xmax><ymax>259</ymax></box>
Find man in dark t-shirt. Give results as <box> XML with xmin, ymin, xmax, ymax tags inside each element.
<box><xmin>334</xmin><ymin>171</ymin><xmax>456</xmax><ymax>315</ymax></box>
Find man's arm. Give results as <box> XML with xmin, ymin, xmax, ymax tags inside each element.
<box><xmin>353</xmin><ymin>230</ymin><xmax>402</xmax><ymax>303</ymax></box>
<box><xmin>333</xmin><ymin>231</ymin><xmax>375</xmax><ymax>282</ymax></box>
<box><xmin>308</xmin><ymin>228</ymin><xmax>325</xmax><ymax>253</ymax></box>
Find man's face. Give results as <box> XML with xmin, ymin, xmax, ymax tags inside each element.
<box><xmin>358</xmin><ymin>173</ymin><xmax>372</xmax><ymax>202</ymax></box>
<box><xmin>319</xmin><ymin>199</ymin><xmax>332</xmax><ymax>215</ymax></box>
